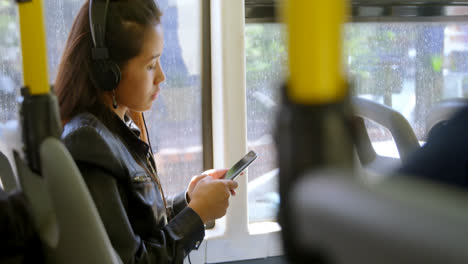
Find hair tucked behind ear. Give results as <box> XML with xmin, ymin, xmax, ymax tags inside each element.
<box><xmin>55</xmin><ymin>0</ymin><xmax>162</xmax><ymax>123</ymax></box>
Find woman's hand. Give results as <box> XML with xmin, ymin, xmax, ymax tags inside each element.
<box><xmin>201</xmin><ymin>168</ymin><xmax>229</xmax><ymax>179</ymax></box>
<box><xmin>186</xmin><ymin>174</ymin><xmax>208</xmax><ymax>203</ymax></box>
<box><xmin>188</xmin><ymin>175</ymin><xmax>238</xmax><ymax>223</ymax></box>
<box><xmin>187</xmin><ymin>169</ymin><xmax>231</xmax><ymax>202</ymax></box>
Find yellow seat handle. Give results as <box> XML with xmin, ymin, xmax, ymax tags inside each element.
<box><xmin>18</xmin><ymin>0</ymin><xmax>50</xmax><ymax>95</ymax></box>
<box><xmin>286</xmin><ymin>1</ymin><xmax>349</xmax><ymax>104</ymax></box>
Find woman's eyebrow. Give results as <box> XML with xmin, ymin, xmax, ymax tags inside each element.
<box><xmin>147</xmin><ymin>54</ymin><xmax>161</xmax><ymax>63</ymax></box>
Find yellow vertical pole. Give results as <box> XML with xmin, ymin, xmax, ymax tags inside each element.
<box><xmin>286</xmin><ymin>0</ymin><xmax>348</xmax><ymax>104</ymax></box>
<box><xmin>17</xmin><ymin>0</ymin><xmax>50</xmax><ymax>95</ymax></box>
<box><xmin>278</xmin><ymin>2</ymin><xmax>353</xmax><ymax>261</ymax></box>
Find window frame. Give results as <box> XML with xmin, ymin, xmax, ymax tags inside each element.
<box><xmin>244</xmin><ymin>0</ymin><xmax>468</xmax><ymax>23</ymax></box>
<box><xmin>202</xmin><ymin>0</ymin><xmax>214</xmax><ymax>172</ymax></box>
<box><xmin>185</xmin><ymin>0</ymin><xmax>283</xmax><ymax>263</ymax></box>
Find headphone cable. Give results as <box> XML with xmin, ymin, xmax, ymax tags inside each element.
<box><xmin>142</xmin><ymin>112</ymin><xmax>154</xmax><ymax>155</ymax></box>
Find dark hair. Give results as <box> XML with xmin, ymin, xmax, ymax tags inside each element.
<box><xmin>55</xmin><ymin>1</ymin><xmax>167</xmax><ymax>209</ymax></box>
<box><xmin>55</xmin><ymin>0</ymin><xmax>162</xmax><ymax>123</ymax></box>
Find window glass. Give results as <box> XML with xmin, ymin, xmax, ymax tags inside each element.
<box><xmin>345</xmin><ymin>23</ymin><xmax>468</xmax><ymax>156</ymax></box>
<box><xmin>0</xmin><ymin>1</ymin><xmax>22</xmax><ymax>122</ymax></box>
<box><xmin>245</xmin><ymin>23</ymin><xmax>286</xmax><ymax>223</ymax></box>
<box><xmin>44</xmin><ymin>0</ymin><xmax>82</xmax><ymax>82</ymax></box>
<box><xmin>244</xmin><ymin>22</ymin><xmax>468</xmax><ymax>221</ymax></box>
<box><xmin>0</xmin><ymin>0</ymin><xmax>83</xmax><ymax>123</ymax></box>
<box><xmin>145</xmin><ymin>0</ymin><xmax>203</xmax><ymax>197</ymax></box>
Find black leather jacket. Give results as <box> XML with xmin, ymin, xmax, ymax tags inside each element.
<box><xmin>62</xmin><ymin>112</ymin><xmax>205</xmax><ymax>264</ymax></box>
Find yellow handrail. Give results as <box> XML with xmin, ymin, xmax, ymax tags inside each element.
<box><xmin>286</xmin><ymin>0</ymin><xmax>348</xmax><ymax>104</ymax></box>
<box><xmin>18</xmin><ymin>0</ymin><xmax>50</xmax><ymax>95</ymax></box>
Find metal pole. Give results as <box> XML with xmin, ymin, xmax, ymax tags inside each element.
<box><xmin>277</xmin><ymin>1</ymin><xmax>354</xmax><ymax>262</ymax></box>
<box><xmin>16</xmin><ymin>0</ymin><xmax>61</xmax><ymax>173</ymax></box>
<box><xmin>17</xmin><ymin>0</ymin><xmax>50</xmax><ymax>95</ymax></box>
<box><xmin>286</xmin><ymin>0</ymin><xmax>348</xmax><ymax>104</ymax></box>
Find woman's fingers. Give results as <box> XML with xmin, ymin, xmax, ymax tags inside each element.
<box><xmin>200</xmin><ymin>168</ymin><xmax>247</xmax><ymax>180</ymax></box>
<box><xmin>193</xmin><ymin>173</ymin><xmax>209</xmax><ymax>183</ymax></box>
<box><xmin>220</xmin><ymin>179</ymin><xmax>238</xmax><ymax>193</ymax></box>
<box><xmin>203</xmin><ymin>168</ymin><xmax>229</xmax><ymax>179</ymax></box>
<box><xmin>187</xmin><ymin>174</ymin><xmax>211</xmax><ymax>201</ymax></box>
<box><xmin>227</xmin><ymin>180</ymin><xmax>238</xmax><ymax>196</ymax></box>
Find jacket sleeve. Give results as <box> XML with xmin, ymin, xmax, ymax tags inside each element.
<box><xmin>167</xmin><ymin>191</ymin><xmax>189</xmax><ymax>217</ymax></box>
<box><xmin>78</xmin><ymin>164</ymin><xmax>205</xmax><ymax>264</ymax></box>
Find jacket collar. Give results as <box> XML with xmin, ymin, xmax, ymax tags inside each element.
<box><xmin>85</xmin><ymin>103</ymin><xmax>152</xmax><ymax>157</ymax></box>
<box><xmin>108</xmin><ymin>110</ymin><xmax>151</xmax><ymax>156</ymax></box>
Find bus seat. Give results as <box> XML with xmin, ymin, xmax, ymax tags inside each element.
<box><xmin>14</xmin><ymin>150</ymin><xmax>58</xmax><ymax>251</ymax></box>
<box><xmin>288</xmin><ymin>171</ymin><xmax>468</xmax><ymax>264</ymax></box>
<box><xmin>15</xmin><ymin>137</ymin><xmax>122</xmax><ymax>263</ymax></box>
<box><xmin>352</xmin><ymin>97</ymin><xmax>420</xmax><ymax>174</ymax></box>
<box><xmin>425</xmin><ymin>98</ymin><xmax>468</xmax><ymax>140</ymax></box>
<box><xmin>0</xmin><ymin>151</ymin><xmax>18</xmax><ymax>192</ymax></box>
<box><xmin>0</xmin><ymin>120</ymin><xmax>22</xmax><ymax>192</ymax></box>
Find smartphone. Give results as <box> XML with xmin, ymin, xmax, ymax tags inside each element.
<box><xmin>224</xmin><ymin>150</ymin><xmax>258</xmax><ymax>180</ymax></box>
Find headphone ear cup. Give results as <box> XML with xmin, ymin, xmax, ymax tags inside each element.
<box><xmin>108</xmin><ymin>62</ymin><xmax>121</xmax><ymax>88</ymax></box>
<box><xmin>92</xmin><ymin>60</ymin><xmax>121</xmax><ymax>91</ymax></box>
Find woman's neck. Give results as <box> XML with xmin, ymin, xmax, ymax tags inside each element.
<box><xmin>100</xmin><ymin>93</ymin><xmax>127</xmax><ymax>120</ymax></box>
<box><xmin>113</xmin><ymin>106</ymin><xmax>128</xmax><ymax>120</ymax></box>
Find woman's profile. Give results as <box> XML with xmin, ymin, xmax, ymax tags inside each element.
<box><xmin>54</xmin><ymin>0</ymin><xmax>238</xmax><ymax>263</ymax></box>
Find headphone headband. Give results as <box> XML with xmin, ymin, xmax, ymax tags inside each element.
<box><xmin>89</xmin><ymin>0</ymin><xmax>110</xmax><ymax>60</ymax></box>
<box><xmin>88</xmin><ymin>0</ymin><xmax>121</xmax><ymax>92</ymax></box>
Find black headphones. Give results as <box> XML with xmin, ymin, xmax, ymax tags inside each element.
<box><xmin>89</xmin><ymin>0</ymin><xmax>121</xmax><ymax>91</ymax></box>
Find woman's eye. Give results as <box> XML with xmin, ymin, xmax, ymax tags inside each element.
<box><xmin>147</xmin><ymin>64</ymin><xmax>156</xmax><ymax>70</ymax></box>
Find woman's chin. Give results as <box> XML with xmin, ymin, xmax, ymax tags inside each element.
<box><xmin>130</xmin><ymin>103</ymin><xmax>153</xmax><ymax>113</ymax></box>
<box><xmin>147</xmin><ymin>100</ymin><xmax>156</xmax><ymax>110</ymax></box>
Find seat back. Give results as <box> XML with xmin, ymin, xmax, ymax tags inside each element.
<box><xmin>289</xmin><ymin>171</ymin><xmax>468</xmax><ymax>264</ymax></box>
<box><xmin>15</xmin><ymin>137</ymin><xmax>122</xmax><ymax>264</ymax></box>
<box><xmin>352</xmin><ymin>97</ymin><xmax>420</xmax><ymax>173</ymax></box>
<box><xmin>0</xmin><ymin>151</ymin><xmax>18</xmax><ymax>192</ymax></box>
<box><xmin>0</xmin><ymin>121</ymin><xmax>22</xmax><ymax>192</ymax></box>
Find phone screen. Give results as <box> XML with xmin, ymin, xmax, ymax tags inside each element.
<box><xmin>224</xmin><ymin>151</ymin><xmax>257</xmax><ymax>180</ymax></box>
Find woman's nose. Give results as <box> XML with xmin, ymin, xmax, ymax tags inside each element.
<box><xmin>154</xmin><ymin>63</ymin><xmax>166</xmax><ymax>85</ymax></box>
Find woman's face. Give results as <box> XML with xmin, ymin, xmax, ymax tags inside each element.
<box><xmin>115</xmin><ymin>24</ymin><xmax>165</xmax><ymax>113</ymax></box>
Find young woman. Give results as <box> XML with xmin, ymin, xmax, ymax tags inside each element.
<box><xmin>54</xmin><ymin>0</ymin><xmax>238</xmax><ymax>263</ymax></box>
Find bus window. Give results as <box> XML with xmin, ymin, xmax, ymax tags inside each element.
<box><xmin>144</xmin><ymin>0</ymin><xmax>203</xmax><ymax>197</ymax></box>
<box><xmin>345</xmin><ymin>22</ymin><xmax>468</xmax><ymax>155</ymax></box>
<box><xmin>0</xmin><ymin>1</ymin><xmax>22</xmax><ymax>122</ymax></box>
<box><xmin>0</xmin><ymin>1</ymin><xmax>23</xmax><ymax>190</ymax></box>
<box><xmin>44</xmin><ymin>0</ymin><xmax>82</xmax><ymax>82</ymax></box>
<box><xmin>245</xmin><ymin>23</ymin><xmax>286</xmax><ymax>223</ymax></box>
